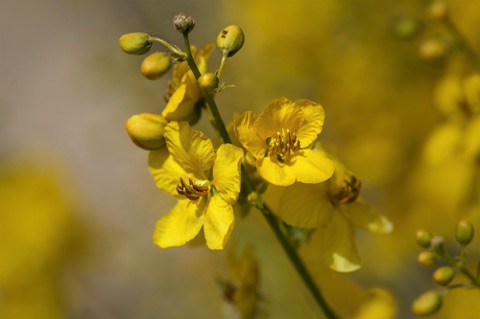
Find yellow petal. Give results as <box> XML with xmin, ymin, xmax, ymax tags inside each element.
<box><xmin>153</xmin><ymin>199</ymin><xmax>204</xmax><ymax>248</ymax></box>
<box><xmin>183</xmin><ymin>69</ymin><xmax>202</xmax><ymax>101</ymax></box>
<box><xmin>234</xmin><ymin>111</ymin><xmax>265</xmax><ymax>159</ymax></box>
<box><xmin>203</xmin><ymin>195</ymin><xmax>235</xmax><ymax>250</ymax></box>
<box><xmin>148</xmin><ymin>148</ymin><xmax>187</xmax><ymax>196</ymax></box>
<box><xmin>254</xmin><ymin>97</ymin><xmax>304</xmax><ymax>141</ymax></box>
<box><xmin>316</xmin><ymin>212</ymin><xmax>362</xmax><ymax>272</ymax></box>
<box><xmin>162</xmin><ymin>84</ymin><xmax>196</xmax><ymax>122</ymax></box>
<box><xmin>295</xmin><ymin>99</ymin><xmax>325</xmax><ymax>146</ymax></box>
<box><xmin>343</xmin><ymin>198</ymin><xmax>393</xmax><ymax>234</ymax></box>
<box><xmin>195</xmin><ymin>43</ymin><xmax>215</xmax><ymax>74</ymax></box>
<box><xmin>279</xmin><ymin>183</ymin><xmax>335</xmax><ymax>228</ymax></box>
<box><xmin>256</xmin><ymin>157</ymin><xmax>296</xmax><ymax>186</ymax></box>
<box><xmin>289</xmin><ymin>149</ymin><xmax>334</xmax><ymax>183</ymax></box>
<box><xmin>422</xmin><ymin>122</ymin><xmax>461</xmax><ymax>164</ymax></box>
<box><xmin>212</xmin><ymin>144</ymin><xmax>244</xmax><ymax>205</ymax></box>
<box><xmin>164</xmin><ymin>121</ymin><xmax>215</xmax><ymax>175</ymax></box>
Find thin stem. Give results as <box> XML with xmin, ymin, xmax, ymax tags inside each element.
<box><xmin>260</xmin><ymin>203</ymin><xmax>339</xmax><ymax>318</ymax></box>
<box><xmin>216</xmin><ymin>54</ymin><xmax>228</xmax><ymax>79</ymax></box>
<box><xmin>442</xmin><ymin>252</ymin><xmax>480</xmax><ymax>288</ymax></box>
<box><xmin>443</xmin><ymin>17</ymin><xmax>480</xmax><ymax>69</ymax></box>
<box><xmin>150</xmin><ymin>37</ymin><xmax>185</xmax><ymax>57</ymax></box>
<box><xmin>181</xmin><ymin>31</ymin><xmax>339</xmax><ymax>319</ymax></box>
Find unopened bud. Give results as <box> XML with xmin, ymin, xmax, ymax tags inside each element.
<box><xmin>419</xmin><ymin>38</ymin><xmax>449</xmax><ymax>66</ymax></box>
<box><xmin>216</xmin><ymin>25</ymin><xmax>245</xmax><ymax>57</ymax></box>
<box><xmin>418</xmin><ymin>251</ymin><xmax>437</xmax><ymax>268</ymax></box>
<box><xmin>430</xmin><ymin>235</ymin><xmax>445</xmax><ymax>254</ymax></box>
<box><xmin>119</xmin><ymin>32</ymin><xmax>152</xmax><ymax>55</ymax></box>
<box><xmin>392</xmin><ymin>17</ymin><xmax>422</xmax><ymax>40</ymax></box>
<box><xmin>433</xmin><ymin>266</ymin><xmax>455</xmax><ymax>286</ymax></box>
<box><xmin>416</xmin><ymin>229</ymin><xmax>433</xmax><ymax>248</ymax></box>
<box><xmin>412</xmin><ymin>290</ymin><xmax>442</xmax><ymax>316</ymax></box>
<box><xmin>455</xmin><ymin>219</ymin><xmax>474</xmax><ymax>245</ymax></box>
<box><xmin>126</xmin><ymin>113</ymin><xmax>168</xmax><ymax>150</ymax></box>
<box><xmin>141</xmin><ymin>52</ymin><xmax>172</xmax><ymax>80</ymax></box>
<box><xmin>173</xmin><ymin>13</ymin><xmax>195</xmax><ymax>34</ymax></box>
<box><xmin>198</xmin><ymin>73</ymin><xmax>219</xmax><ymax>94</ymax></box>
<box><xmin>429</xmin><ymin>1</ymin><xmax>448</xmax><ymax>21</ymax></box>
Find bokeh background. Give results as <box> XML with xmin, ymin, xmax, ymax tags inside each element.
<box><xmin>1</xmin><ymin>0</ymin><xmax>480</xmax><ymax>318</ymax></box>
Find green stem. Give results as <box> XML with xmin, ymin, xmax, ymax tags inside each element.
<box><xmin>260</xmin><ymin>203</ymin><xmax>339</xmax><ymax>319</ymax></box>
<box><xmin>442</xmin><ymin>252</ymin><xmax>480</xmax><ymax>288</ymax></box>
<box><xmin>216</xmin><ymin>54</ymin><xmax>228</xmax><ymax>79</ymax></box>
<box><xmin>181</xmin><ymin>32</ymin><xmax>339</xmax><ymax>319</ymax></box>
<box><xmin>444</xmin><ymin>17</ymin><xmax>480</xmax><ymax>69</ymax></box>
<box><xmin>150</xmin><ymin>37</ymin><xmax>185</xmax><ymax>57</ymax></box>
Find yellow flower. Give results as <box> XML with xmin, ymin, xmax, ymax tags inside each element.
<box><xmin>149</xmin><ymin>121</ymin><xmax>243</xmax><ymax>250</ymax></box>
<box><xmin>268</xmin><ymin>161</ymin><xmax>392</xmax><ymax>272</ymax></box>
<box><xmin>162</xmin><ymin>44</ymin><xmax>214</xmax><ymax>124</ymax></box>
<box><xmin>234</xmin><ymin>97</ymin><xmax>334</xmax><ymax>186</ymax></box>
<box><xmin>218</xmin><ymin>241</ymin><xmax>266</xmax><ymax>319</ymax></box>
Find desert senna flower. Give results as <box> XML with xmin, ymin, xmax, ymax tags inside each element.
<box><xmin>162</xmin><ymin>44</ymin><xmax>214</xmax><ymax>124</ymax></box>
<box><xmin>148</xmin><ymin>121</ymin><xmax>243</xmax><ymax>250</ymax></box>
<box><xmin>234</xmin><ymin>97</ymin><xmax>334</xmax><ymax>186</ymax></box>
<box><xmin>270</xmin><ymin>161</ymin><xmax>392</xmax><ymax>272</ymax></box>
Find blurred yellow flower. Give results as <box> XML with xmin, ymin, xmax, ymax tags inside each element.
<box><xmin>219</xmin><ymin>241</ymin><xmax>266</xmax><ymax>319</ymax></box>
<box><xmin>162</xmin><ymin>44</ymin><xmax>214</xmax><ymax>124</ymax></box>
<box><xmin>272</xmin><ymin>161</ymin><xmax>392</xmax><ymax>272</ymax></box>
<box><xmin>234</xmin><ymin>97</ymin><xmax>334</xmax><ymax>186</ymax></box>
<box><xmin>149</xmin><ymin>121</ymin><xmax>243</xmax><ymax>250</ymax></box>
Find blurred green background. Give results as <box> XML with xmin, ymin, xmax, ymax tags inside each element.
<box><xmin>1</xmin><ymin>0</ymin><xmax>480</xmax><ymax>318</ymax></box>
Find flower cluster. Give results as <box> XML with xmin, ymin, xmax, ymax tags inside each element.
<box><xmin>119</xmin><ymin>12</ymin><xmax>393</xmax><ymax>319</ymax></box>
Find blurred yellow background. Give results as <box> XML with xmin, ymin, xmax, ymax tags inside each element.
<box><xmin>1</xmin><ymin>0</ymin><xmax>479</xmax><ymax>318</ymax></box>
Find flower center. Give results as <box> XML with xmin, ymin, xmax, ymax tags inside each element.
<box><xmin>328</xmin><ymin>174</ymin><xmax>361</xmax><ymax>205</ymax></box>
<box><xmin>176</xmin><ymin>175</ymin><xmax>210</xmax><ymax>200</ymax></box>
<box><xmin>266</xmin><ymin>129</ymin><xmax>301</xmax><ymax>162</ymax></box>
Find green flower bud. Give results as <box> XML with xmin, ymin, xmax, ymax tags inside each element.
<box><xmin>119</xmin><ymin>32</ymin><xmax>152</xmax><ymax>55</ymax></box>
<box><xmin>216</xmin><ymin>25</ymin><xmax>245</xmax><ymax>57</ymax></box>
<box><xmin>416</xmin><ymin>229</ymin><xmax>433</xmax><ymax>248</ymax></box>
<box><xmin>455</xmin><ymin>219</ymin><xmax>474</xmax><ymax>245</ymax></box>
<box><xmin>125</xmin><ymin>113</ymin><xmax>168</xmax><ymax>150</ymax></box>
<box><xmin>412</xmin><ymin>290</ymin><xmax>442</xmax><ymax>316</ymax></box>
<box><xmin>141</xmin><ymin>52</ymin><xmax>172</xmax><ymax>80</ymax></box>
<box><xmin>173</xmin><ymin>13</ymin><xmax>195</xmax><ymax>34</ymax></box>
<box><xmin>198</xmin><ymin>73</ymin><xmax>219</xmax><ymax>94</ymax></box>
<box><xmin>418</xmin><ymin>251</ymin><xmax>437</xmax><ymax>268</ymax></box>
<box><xmin>433</xmin><ymin>266</ymin><xmax>455</xmax><ymax>286</ymax></box>
<box><xmin>392</xmin><ymin>17</ymin><xmax>422</xmax><ymax>40</ymax></box>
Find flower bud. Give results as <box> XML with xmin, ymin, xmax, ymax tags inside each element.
<box><xmin>419</xmin><ymin>38</ymin><xmax>449</xmax><ymax>66</ymax></box>
<box><xmin>416</xmin><ymin>229</ymin><xmax>433</xmax><ymax>248</ymax></box>
<box><xmin>430</xmin><ymin>235</ymin><xmax>445</xmax><ymax>254</ymax></box>
<box><xmin>173</xmin><ymin>13</ymin><xmax>195</xmax><ymax>34</ymax></box>
<box><xmin>125</xmin><ymin>113</ymin><xmax>168</xmax><ymax>150</ymax></box>
<box><xmin>412</xmin><ymin>290</ymin><xmax>442</xmax><ymax>316</ymax></box>
<box><xmin>118</xmin><ymin>32</ymin><xmax>152</xmax><ymax>55</ymax></box>
<box><xmin>433</xmin><ymin>266</ymin><xmax>455</xmax><ymax>286</ymax></box>
<box><xmin>455</xmin><ymin>219</ymin><xmax>474</xmax><ymax>245</ymax></box>
<box><xmin>392</xmin><ymin>17</ymin><xmax>422</xmax><ymax>40</ymax></box>
<box><xmin>198</xmin><ymin>73</ymin><xmax>219</xmax><ymax>94</ymax></box>
<box><xmin>216</xmin><ymin>25</ymin><xmax>245</xmax><ymax>57</ymax></box>
<box><xmin>429</xmin><ymin>1</ymin><xmax>448</xmax><ymax>21</ymax></box>
<box><xmin>141</xmin><ymin>52</ymin><xmax>172</xmax><ymax>80</ymax></box>
<box><xmin>418</xmin><ymin>251</ymin><xmax>437</xmax><ymax>268</ymax></box>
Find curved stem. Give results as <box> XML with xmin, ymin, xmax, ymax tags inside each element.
<box><xmin>181</xmin><ymin>32</ymin><xmax>339</xmax><ymax>319</ymax></box>
<box><xmin>216</xmin><ymin>54</ymin><xmax>228</xmax><ymax>79</ymax></box>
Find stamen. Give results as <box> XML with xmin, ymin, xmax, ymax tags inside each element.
<box><xmin>175</xmin><ymin>175</ymin><xmax>209</xmax><ymax>200</ymax></box>
<box><xmin>266</xmin><ymin>129</ymin><xmax>301</xmax><ymax>161</ymax></box>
